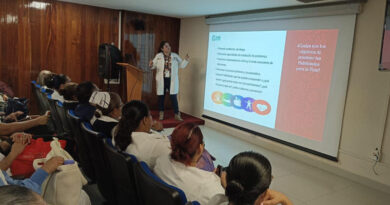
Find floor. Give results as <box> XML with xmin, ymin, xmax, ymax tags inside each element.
<box><xmin>161</xmin><ymin>126</ymin><xmax>390</xmax><ymax>205</ymax></box>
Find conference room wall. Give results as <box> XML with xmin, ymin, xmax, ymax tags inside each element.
<box><xmin>178</xmin><ymin>0</ymin><xmax>390</xmax><ymax>192</ymax></box>
<box><xmin>0</xmin><ymin>0</ymin><xmax>120</xmax><ymax>113</ymax></box>
<box><xmin>0</xmin><ymin>0</ymin><xmax>181</xmax><ymax>112</ymax></box>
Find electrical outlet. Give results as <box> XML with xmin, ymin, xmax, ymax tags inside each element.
<box><xmin>371</xmin><ymin>148</ymin><xmax>381</xmax><ymax>161</ymax></box>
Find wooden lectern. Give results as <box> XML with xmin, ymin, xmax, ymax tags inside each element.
<box><xmin>117</xmin><ymin>63</ymin><xmax>144</xmax><ymax>102</ymax></box>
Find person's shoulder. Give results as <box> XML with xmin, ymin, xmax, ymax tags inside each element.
<box><xmin>155</xmin><ymin>52</ymin><xmax>164</xmax><ymax>57</ymax></box>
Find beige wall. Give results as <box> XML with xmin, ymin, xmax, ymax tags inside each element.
<box><xmin>178</xmin><ymin>0</ymin><xmax>390</xmax><ymax>192</ymax></box>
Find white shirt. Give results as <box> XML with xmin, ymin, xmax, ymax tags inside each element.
<box><xmin>51</xmin><ymin>90</ymin><xmax>64</xmax><ymax>102</ymax></box>
<box><xmin>207</xmin><ymin>194</ymin><xmax>228</xmax><ymax>205</ymax></box>
<box><xmin>151</xmin><ymin>52</ymin><xmax>188</xmax><ymax>95</ymax></box>
<box><xmin>153</xmin><ymin>155</ymin><xmax>225</xmax><ymax>205</ymax></box>
<box><xmin>122</xmin><ymin>132</ymin><xmax>171</xmax><ymax>168</ymax></box>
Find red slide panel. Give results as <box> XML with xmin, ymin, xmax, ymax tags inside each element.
<box><xmin>275</xmin><ymin>30</ymin><xmax>338</xmax><ymax>141</ymax></box>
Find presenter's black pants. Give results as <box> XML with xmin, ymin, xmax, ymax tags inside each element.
<box><xmin>158</xmin><ymin>77</ymin><xmax>179</xmax><ymax>114</ymax></box>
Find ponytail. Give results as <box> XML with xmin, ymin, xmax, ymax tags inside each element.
<box><xmin>114</xmin><ymin>100</ymin><xmax>149</xmax><ymax>151</ymax></box>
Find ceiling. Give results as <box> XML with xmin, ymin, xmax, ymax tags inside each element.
<box><xmin>58</xmin><ymin>0</ymin><xmax>345</xmax><ymax>18</ymax></box>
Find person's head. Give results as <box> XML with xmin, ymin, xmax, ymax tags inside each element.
<box><xmin>114</xmin><ymin>100</ymin><xmax>151</xmax><ymax>151</ymax></box>
<box><xmin>76</xmin><ymin>81</ymin><xmax>98</xmax><ymax>104</ymax></box>
<box><xmin>94</xmin><ymin>92</ymin><xmax>122</xmax><ymax>119</ymax></box>
<box><xmin>44</xmin><ymin>74</ymin><xmax>69</xmax><ymax>90</ymax></box>
<box><xmin>0</xmin><ymin>185</ymin><xmax>46</xmax><ymax>205</ymax></box>
<box><xmin>159</xmin><ymin>40</ymin><xmax>171</xmax><ymax>55</ymax></box>
<box><xmin>59</xmin><ymin>82</ymin><xmax>78</xmax><ymax>101</ymax></box>
<box><xmin>224</xmin><ymin>152</ymin><xmax>272</xmax><ymax>205</ymax></box>
<box><xmin>37</xmin><ymin>70</ymin><xmax>52</xmax><ymax>85</ymax></box>
<box><xmin>170</xmin><ymin>122</ymin><xmax>204</xmax><ymax>166</ymax></box>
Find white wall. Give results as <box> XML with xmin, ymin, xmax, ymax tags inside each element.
<box><xmin>178</xmin><ymin>0</ymin><xmax>390</xmax><ymax>192</ymax></box>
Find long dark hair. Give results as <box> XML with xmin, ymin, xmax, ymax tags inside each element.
<box><xmin>225</xmin><ymin>151</ymin><xmax>272</xmax><ymax>205</ymax></box>
<box><xmin>115</xmin><ymin>100</ymin><xmax>149</xmax><ymax>151</ymax></box>
<box><xmin>76</xmin><ymin>81</ymin><xmax>98</xmax><ymax>104</ymax></box>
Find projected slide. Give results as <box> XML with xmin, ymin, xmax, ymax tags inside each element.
<box><xmin>204</xmin><ymin>30</ymin><xmax>338</xmax><ymax>141</ymax></box>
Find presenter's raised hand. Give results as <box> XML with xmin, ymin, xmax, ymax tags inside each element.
<box><xmin>185</xmin><ymin>54</ymin><xmax>190</xmax><ymax>61</ymax></box>
<box><xmin>149</xmin><ymin>60</ymin><xmax>153</xmax><ymax>68</ymax></box>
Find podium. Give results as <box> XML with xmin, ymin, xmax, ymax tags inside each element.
<box><xmin>117</xmin><ymin>63</ymin><xmax>144</xmax><ymax>102</ymax></box>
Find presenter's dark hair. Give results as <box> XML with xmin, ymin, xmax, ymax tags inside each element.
<box><xmin>0</xmin><ymin>185</ymin><xmax>44</xmax><ymax>205</ymax></box>
<box><xmin>225</xmin><ymin>151</ymin><xmax>272</xmax><ymax>205</ymax></box>
<box><xmin>159</xmin><ymin>40</ymin><xmax>168</xmax><ymax>52</ymax></box>
<box><xmin>170</xmin><ymin>122</ymin><xmax>203</xmax><ymax>166</ymax></box>
<box><xmin>76</xmin><ymin>81</ymin><xmax>98</xmax><ymax>104</ymax></box>
<box><xmin>115</xmin><ymin>100</ymin><xmax>149</xmax><ymax>151</ymax></box>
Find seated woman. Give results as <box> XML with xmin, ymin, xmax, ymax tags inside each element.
<box><xmin>44</xmin><ymin>74</ymin><xmax>70</xmax><ymax>102</ymax></box>
<box><xmin>74</xmin><ymin>82</ymin><xmax>98</xmax><ymax>121</ymax></box>
<box><xmin>208</xmin><ymin>152</ymin><xmax>292</xmax><ymax>205</ymax></box>
<box><xmin>0</xmin><ymin>133</ymin><xmax>63</xmax><ymax>194</ymax></box>
<box><xmin>36</xmin><ymin>70</ymin><xmax>52</xmax><ymax>86</ymax></box>
<box><xmin>153</xmin><ymin>122</ymin><xmax>224</xmax><ymax>205</ymax></box>
<box><xmin>90</xmin><ymin>92</ymin><xmax>122</xmax><ymax>138</ymax></box>
<box><xmin>59</xmin><ymin>82</ymin><xmax>79</xmax><ymax>110</ymax></box>
<box><xmin>114</xmin><ymin>100</ymin><xmax>171</xmax><ymax>168</ymax></box>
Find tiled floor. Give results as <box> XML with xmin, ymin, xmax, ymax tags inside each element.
<box><xmin>163</xmin><ymin>126</ymin><xmax>390</xmax><ymax>205</ymax></box>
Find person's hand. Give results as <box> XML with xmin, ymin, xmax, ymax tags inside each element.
<box><xmin>36</xmin><ymin>111</ymin><xmax>50</xmax><ymax>125</ymax></box>
<box><xmin>260</xmin><ymin>189</ymin><xmax>292</xmax><ymax>205</ymax></box>
<box><xmin>41</xmin><ymin>157</ymin><xmax>64</xmax><ymax>174</ymax></box>
<box><xmin>149</xmin><ymin>60</ymin><xmax>154</xmax><ymax>68</ymax></box>
<box><xmin>10</xmin><ymin>132</ymin><xmax>32</xmax><ymax>144</ymax></box>
<box><xmin>9</xmin><ymin>133</ymin><xmax>31</xmax><ymax>156</ymax></box>
<box><xmin>184</xmin><ymin>54</ymin><xmax>190</xmax><ymax>61</ymax></box>
<box><xmin>151</xmin><ymin>120</ymin><xmax>163</xmax><ymax>131</ymax></box>
<box><xmin>4</xmin><ymin>111</ymin><xmax>24</xmax><ymax>122</ymax></box>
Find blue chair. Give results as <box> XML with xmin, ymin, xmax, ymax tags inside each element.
<box><xmin>103</xmin><ymin>138</ymin><xmax>139</xmax><ymax>204</ymax></box>
<box><xmin>31</xmin><ymin>81</ymin><xmax>46</xmax><ymax>114</ymax></box>
<box><xmin>81</xmin><ymin>122</ymin><xmax>116</xmax><ymax>204</ymax></box>
<box><xmin>67</xmin><ymin>110</ymin><xmax>96</xmax><ymax>182</ymax></box>
<box><xmin>134</xmin><ymin>161</ymin><xmax>200</xmax><ymax>205</ymax></box>
<box><xmin>55</xmin><ymin>101</ymin><xmax>72</xmax><ymax>135</ymax></box>
<box><xmin>46</xmin><ymin>96</ymin><xmax>65</xmax><ymax>134</ymax></box>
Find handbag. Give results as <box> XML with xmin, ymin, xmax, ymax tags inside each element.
<box><xmin>10</xmin><ymin>138</ymin><xmax>66</xmax><ymax>178</ymax></box>
<box><xmin>33</xmin><ymin>138</ymin><xmax>88</xmax><ymax>205</ymax></box>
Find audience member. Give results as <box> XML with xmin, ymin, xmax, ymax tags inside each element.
<box><xmin>0</xmin><ymin>112</ymin><xmax>49</xmax><ymax>136</ymax></box>
<box><xmin>59</xmin><ymin>82</ymin><xmax>79</xmax><ymax>110</ymax></box>
<box><xmin>74</xmin><ymin>81</ymin><xmax>98</xmax><ymax>121</ymax></box>
<box><xmin>0</xmin><ymin>185</ymin><xmax>46</xmax><ymax>205</ymax></box>
<box><xmin>44</xmin><ymin>74</ymin><xmax>70</xmax><ymax>102</ymax></box>
<box><xmin>153</xmin><ymin>122</ymin><xmax>224</xmax><ymax>204</ymax></box>
<box><xmin>0</xmin><ymin>133</ymin><xmax>64</xmax><ymax>194</ymax></box>
<box><xmin>208</xmin><ymin>151</ymin><xmax>292</xmax><ymax>205</ymax></box>
<box><xmin>36</xmin><ymin>70</ymin><xmax>52</xmax><ymax>86</ymax></box>
<box><xmin>114</xmin><ymin>100</ymin><xmax>171</xmax><ymax>168</ymax></box>
<box><xmin>90</xmin><ymin>92</ymin><xmax>122</xmax><ymax>138</ymax></box>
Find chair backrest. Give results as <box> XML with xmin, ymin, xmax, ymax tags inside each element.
<box><xmin>133</xmin><ymin>161</ymin><xmax>187</xmax><ymax>205</ymax></box>
<box><xmin>46</xmin><ymin>96</ymin><xmax>65</xmax><ymax>134</ymax></box>
<box><xmin>80</xmin><ymin>122</ymin><xmax>116</xmax><ymax>204</ymax></box>
<box><xmin>31</xmin><ymin>81</ymin><xmax>46</xmax><ymax>115</ymax></box>
<box><xmin>103</xmin><ymin>138</ymin><xmax>139</xmax><ymax>204</ymax></box>
<box><xmin>55</xmin><ymin>101</ymin><xmax>72</xmax><ymax>134</ymax></box>
<box><xmin>67</xmin><ymin>110</ymin><xmax>96</xmax><ymax>182</ymax></box>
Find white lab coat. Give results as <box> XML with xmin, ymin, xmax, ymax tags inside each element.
<box><xmin>153</xmin><ymin>154</ymin><xmax>225</xmax><ymax>205</ymax></box>
<box><xmin>114</xmin><ymin>131</ymin><xmax>171</xmax><ymax>168</ymax></box>
<box><xmin>151</xmin><ymin>52</ymin><xmax>188</xmax><ymax>95</ymax></box>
